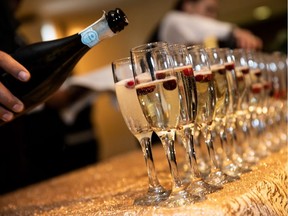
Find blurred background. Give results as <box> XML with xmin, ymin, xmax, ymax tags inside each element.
<box><xmin>15</xmin><ymin>0</ymin><xmax>287</xmax><ymax>160</ymax></box>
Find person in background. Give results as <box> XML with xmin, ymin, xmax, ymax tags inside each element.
<box><xmin>0</xmin><ymin>0</ymin><xmax>99</xmax><ymax>194</ymax></box>
<box><xmin>149</xmin><ymin>0</ymin><xmax>263</xmax><ymax>50</ymax></box>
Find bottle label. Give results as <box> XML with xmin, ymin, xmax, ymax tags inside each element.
<box><xmin>80</xmin><ymin>27</ymin><xmax>99</xmax><ymax>48</ymax></box>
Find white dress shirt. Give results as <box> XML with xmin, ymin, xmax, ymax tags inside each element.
<box><xmin>159</xmin><ymin>11</ymin><xmax>233</xmax><ymax>45</ymax></box>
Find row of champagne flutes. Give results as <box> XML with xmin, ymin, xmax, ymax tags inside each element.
<box><xmin>111</xmin><ymin>41</ymin><xmax>287</xmax><ymax>207</ymax></box>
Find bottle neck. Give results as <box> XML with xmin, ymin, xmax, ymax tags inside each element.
<box><xmin>79</xmin><ymin>12</ymin><xmax>115</xmax><ymax>48</ymax></box>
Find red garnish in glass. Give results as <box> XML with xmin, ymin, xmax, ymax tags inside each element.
<box><xmin>251</xmin><ymin>84</ymin><xmax>262</xmax><ymax>94</ymax></box>
<box><xmin>225</xmin><ymin>63</ymin><xmax>235</xmax><ymax>71</ymax></box>
<box><xmin>156</xmin><ymin>72</ymin><xmax>166</xmax><ymax>79</ymax></box>
<box><xmin>241</xmin><ymin>67</ymin><xmax>250</xmax><ymax>74</ymax></box>
<box><xmin>136</xmin><ymin>85</ymin><xmax>156</xmax><ymax>95</ymax></box>
<box><xmin>163</xmin><ymin>79</ymin><xmax>177</xmax><ymax>90</ymax></box>
<box><xmin>254</xmin><ymin>69</ymin><xmax>262</xmax><ymax>77</ymax></box>
<box><xmin>263</xmin><ymin>82</ymin><xmax>271</xmax><ymax>90</ymax></box>
<box><xmin>183</xmin><ymin>68</ymin><xmax>194</xmax><ymax>77</ymax></box>
<box><xmin>273</xmin><ymin>91</ymin><xmax>280</xmax><ymax>99</ymax></box>
<box><xmin>195</xmin><ymin>74</ymin><xmax>203</xmax><ymax>82</ymax></box>
<box><xmin>204</xmin><ymin>74</ymin><xmax>213</xmax><ymax>81</ymax></box>
<box><xmin>218</xmin><ymin>68</ymin><xmax>226</xmax><ymax>75</ymax></box>
<box><xmin>125</xmin><ymin>80</ymin><xmax>135</xmax><ymax>89</ymax></box>
<box><xmin>194</xmin><ymin>73</ymin><xmax>212</xmax><ymax>82</ymax></box>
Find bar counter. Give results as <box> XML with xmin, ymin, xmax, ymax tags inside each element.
<box><xmin>0</xmin><ymin>145</ymin><xmax>287</xmax><ymax>216</ymax></box>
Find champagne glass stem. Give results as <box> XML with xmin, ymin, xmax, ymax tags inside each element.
<box><xmin>205</xmin><ymin>127</ymin><xmax>219</xmax><ymax>169</ymax></box>
<box><xmin>134</xmin><ymin>135</ymin><xmax>170</xmax><ymax>205</ymax></box>
<box><xmin>217</xmin><ymin>123</ymin><xmax>242</xmax><ymax>178</ymax></box>
<box><xmin>139</xmin><ymin>136</ymin><xmax>162</xmax><ymax>188</ymax></box>
<box><xmin>184</xmin><ymin>128</ymin><xmax>201</xmax><ymax>179</ymax></box>
<box><xmin>180</xmin><ymin>127</ymin><xmax>212</xmax><ymax>197</ymax></box>
<box><xmin>157</xmin><ymin>130</ymin><xmax>201</xmax><ymax>206</ymax></box>
<box><xmin>177</xmin><ymin>126</ymin><xmax>201</xmax><ymax>181</ymax></box>
<box><xmin>158</xmin><ymin>131</ymin><xmax>182</xmax><ymax>189</ymax></box>
<box><xmin>112</xmin><ymin>56</ymin><xmax>169</xmax><ymax>206</ymax></box>
<box><xmin>202</xmin><ymin>125</ymin><xmax>226</xmax><ymax>186</ymax></box>
<box><xmin>236</xmin><ymin>115</ymin><xmax>259</xmax><ymax>164</ymax></box>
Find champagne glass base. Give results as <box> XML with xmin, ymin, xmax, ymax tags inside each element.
<box><xmin>222</xmin><ymin>174</ymin><xmax>240</xmax><ymax>183</ymax></box>
<box><xmin>203</xmin><ymin>170</ymin><xmax>225</xmax><ymax>186</ymax></box>
<box><xmin>263</xmin><ymin>132</ymin><xmax>283</xmax><ymax>152</ymax></box>
<box><xmin>252</xmin><ymin>141</ymin><xmax>270</xmax><ymax>159</ymax></box>
<box><xmin>221</xmin><ymin>161</ymin><xmax>243</xmax><ymax>177</ymax></box>
<box><xmin>231</xmin><ymin>154</ymin><xmax>253</xmax><ymax>173</ymax></box>
<box><xmin>158</xmin><ymin>189</ymin><xmax>204</xmax><ymax>207</ymax></box>
<box><xmin>279</xmin><ymin>132</ymin><xmax>287</xmax><ymax>147</ymax></box>
<box><xmin>186</xmin><ymin>179</ymin><xmax>222</xmax><ymax>195</ymax></box>
<box><xmin>203</xmin><ymin>169</ymin><xmax>240</xmax><ymax>185</ymax></box>
<box><xmin>134</xmin><ymin>186</ymin><xmax>171</xmax><ymax>206</ymax></box>
<box><xmin>265</xmin><ymin>139</ymin><xmax>282</xmax><ymax>152</ymax></box>
<box><xmin>232</xmin><ymin>163</ymin><xmax>252</xmax><ymax>175</ymax></box>
<box><xmin>240</xmin><ymin>147</ymin><xmax>260</xmax><ymax>165</ymax></box>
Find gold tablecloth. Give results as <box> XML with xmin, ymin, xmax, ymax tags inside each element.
<box><xmin>0</xmin><ymin>145</ymin><xmax>287</xmax><ymax>216</ymax></box>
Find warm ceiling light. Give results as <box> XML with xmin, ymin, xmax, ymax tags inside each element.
<box><xmin>253</xmin><ymin>6</ymin><xmax>272</xmax><ymax>20</ymax></box>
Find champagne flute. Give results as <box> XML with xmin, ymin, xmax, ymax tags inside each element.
<box><xmin>168</xmin><ymin>44</ymin><xmax>197</xmax><ymax>179</ymax></box>
<box><xmin>131</xmin><ymin>42</ymin><xmax>200</xmax><ymax>207</ymax></box>
<box><xmin>254</xmin><ymin>52</ymin><xmax>281</xmax><ymax>151</ymax></box>
<box><xmin>231</xmin><ymin>49</ymin><xmax>259</xmax><ymax>164</ymax></box>
<box><xmin>205</xmin><ymin>47</ymin><xmax>242</xmax><ymax>179</ymax></box>
<box><xmin>220</xmin><ymin>48</ymin><xmax>252</xmax><ymax>173</ymax></box>
<box><xmin>246</xmin><ymin>49</ymin><xmax>271</xmax><ymax>158</ymax></box>
<box><xmin>186</xmin><ymin>45</ymin><xmax>225</xmax><ymax>187</ymax></box>
<box><xmin>169</xmin><ymin>43</ymin><xmax>220</xmax><ymax>195</ymax></box>
<box><xmin>112</xmin><ymin>56</ymin><xmax>169</xmax><ymax>205</ymax></box>
<box><xmin>265</xmin><ymin>52</ymin><xmax>288</xmax><ymax>149</ymax></box>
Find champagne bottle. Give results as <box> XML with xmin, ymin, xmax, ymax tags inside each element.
<box><xmin>0</xmin><ymin>8</ymin><xmax>128</xmax><ymax>125</ymax></box>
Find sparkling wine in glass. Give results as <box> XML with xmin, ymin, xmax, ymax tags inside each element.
<box><xmin>252</xmin><ymin>52</ymin><xmax>278</xmax><ymax>151</ymax></box>
<box><xmin>168</xmin><ymin>43</ymin><xmax>208</xmax><ymax>198</ymax></box>
<box><xmin>112</xmin><ymin>56</ymin><xmax>169</xmax><ymax>205</ymax></box>
<box><xmin>187</xmin><ymin>45</ymin><xmax>225</xmax><ymax>188</ymax></box>
<box><xmin>220</xmin><ymin>48</ymin><xmax>252</xmax><ymax>173</ymax></box>
<box><xmin>205</xmin><ymin>47</ymin><xmax>242</xmax><ymax>179</ymax></box>
<box><xmin>264</xmin><ymin>52</ymin><xmax>288</xmax><ymax>149</ymax></box>
<box><xmin>131</xmin><ymin>42</ymin><xmax>200</xmax><ymax>207</ymax></box>
<box><xmin>232</xmin><ymin>49</ymin><xmax>260</xmax><ymax>164</ymax></box>
<box><xmin>246</xmin><ymin>50</ymin><xmax>271</xmax><ymax>158</ymax></box>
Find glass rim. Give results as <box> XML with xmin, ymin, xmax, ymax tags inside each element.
<box><xmin>112</xmin><ymin>56</ymin><xmax>131</xmax><ymax>65</ymax></box>
<box><xmin>130</xmin><ymin>41</ymin><xmax>168</xmax><ymax>53</ymax></box>
<box><xmin>168</xmin><ymin>43</ymin><xmax>186</xmax><ymax>48</ymax></box>
<box><xmin>186</xmin><ymin>44</ymin><xmax>204</xmax><ymax>50</ymax></box>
